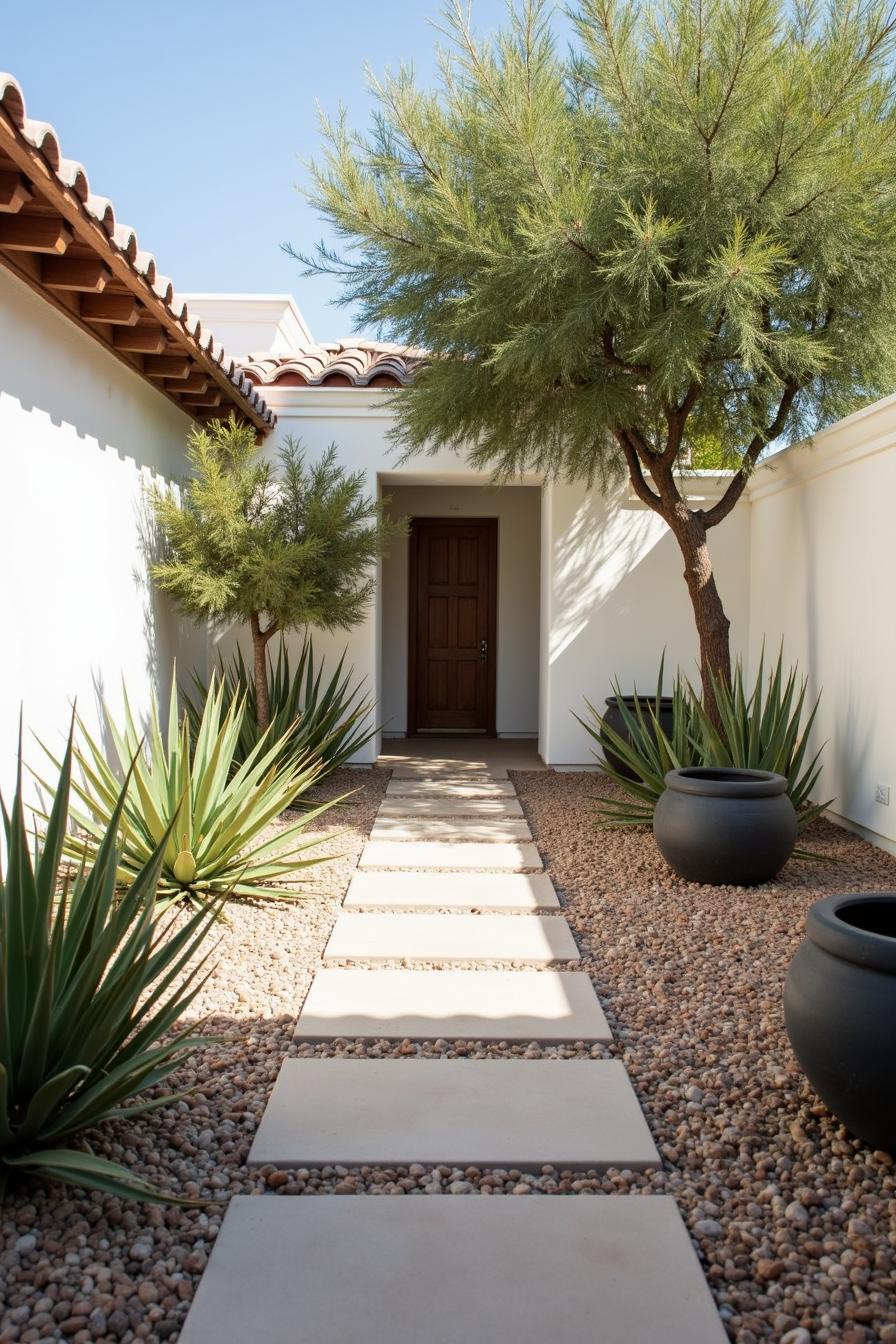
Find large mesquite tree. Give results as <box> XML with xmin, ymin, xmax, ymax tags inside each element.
<box><xmin>298</xmin><ymin>0</ymin><xmax>896</xmax><ymax>704</ymax></box>
<box><xmin>150</xmin><ymin>416</ymin><xmax>402</xmax><ymax>730</ymax></box>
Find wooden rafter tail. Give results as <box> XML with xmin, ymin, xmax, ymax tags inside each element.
<box><xmin>166</xmin><ymin>373</ymin><xmax>209</xmax><ymax>394</ymax></box>
<box><xmin>0</xmin><ymin>170</ymin><xmax>32</xmax><ymax>213</ymax></box>
<box><xmin>80</xmin><ymin>292</ymin><xmax>140</xmax><ymax>325</ymax></box>
<box><xmin>42</xmin><ymin>257</ymin><xmax>110</xmax><ymax>292</ymax></box>
<box><xmin>112</xmin><ymin>325</ymin><xmax>168</xmax><ymax>354</ymax></box>
<box><xmin>144</xmin><ymin>354</ymin><xmax>193</xmax><ymax>380</ymax></box>
<box><xmin>0</xmin><ymin>214</ymin><xmax>71</xmax><ymax>252</ymax></box>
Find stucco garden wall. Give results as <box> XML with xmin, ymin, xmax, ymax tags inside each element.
<box><xmin>0</xmin><ymin>266</ymin><xmax>203</xmax><ymax>804</ymax></box>
<box><xmin>748</xmin><ymin>397</ymin><xmax>896</xmax><ymax>852</ymax></box>
<box><xmin>539</xmin><ymin>476</ymin><xmax>752</xmax><ymax>766</ymax></box>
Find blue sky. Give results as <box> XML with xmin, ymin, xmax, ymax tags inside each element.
<box><xmin>4</xmin><ymin>0</ymin><xmax>535</xmax><ymax>342</ymax></box>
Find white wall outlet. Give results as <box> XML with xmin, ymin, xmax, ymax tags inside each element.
<box><xmin>875</xmin><ymin>783</ymin><xmax>891</xmax><ymax>806</ymax></box>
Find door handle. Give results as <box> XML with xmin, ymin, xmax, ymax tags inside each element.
<box><xmin>480</xmin><ymin>640</ymin><xmax>488</xmax><ymax>663</ymax></box>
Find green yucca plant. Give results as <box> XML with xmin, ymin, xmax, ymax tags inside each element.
<box><xmin>39</xmin><ymin>678</ymin><xmax>339</xmax><ymax>907</ymax></box>
<box><xmin>694</xmin><ymin>650</ymin><xmax>830</xmax><ymax>826</ymax></box>
<box><xmin>186</xmin><ymin>638</ymin><xmax>376</xmax><ymax>786</ymax></box>
<box><xmin>576</xmin><ymin>659</ymin><xmax>702</xmax><ymax>827</ymax></box>
<box><xmin>579</xmin><ymin>649</ymin><xmax>830</xmax><ymax>830</ymax></box>
<box><xmin>2</xmin><ymin>725</ymin><xmax>219</xmax><ymax>1202</ymax></box>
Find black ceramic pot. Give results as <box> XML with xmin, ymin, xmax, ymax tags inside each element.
<box><xmin>784</xmin><ymin>893</ymin><xmax>896</xmax><ymax>1153</ymax></box>
<box><xmin>601</xmin><ymin>695</ymin><xmax>676</xmax><ymax>780</ymax></box>
<box><xmin>653</xmin><ymin>766</ymin><xmax>797</xmax><ymax>885</ymax></box>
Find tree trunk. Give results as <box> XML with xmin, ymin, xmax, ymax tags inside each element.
<box><xmin>250</xmin><ymin>612</ymin><xmax>272</xmax><ymax>732</ymax></box>
<box><xmin>667</xmin><ymin>506</ymin><xmax>732</xmax><ymax>720</ymax></box>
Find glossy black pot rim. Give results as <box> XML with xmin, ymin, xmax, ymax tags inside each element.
<box><xmin>806</xmin><ymin>892</ymin><xmax>896</xmax><ymax>974</ymax></box>
<box><xmin>663</xmin><ymin>767</ymin><xmax>788</xmax><ymax>798</ymax></box>
<box><xmin>605</xmin><ymin>695</ymin><xmax>675</xmax><ymax>709</ymax></box>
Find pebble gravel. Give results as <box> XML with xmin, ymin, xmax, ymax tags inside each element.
<box><xmin>2</xmin><ymin>767</ymin><xmax>896</xmax><ymax>1343</ymax></box>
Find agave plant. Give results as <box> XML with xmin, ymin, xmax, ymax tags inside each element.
<box><xmin>186</xmin><ymin>637</ymin><xmax>376</xmax><ymax>784</ymax></box>
<box><xmin>577</xmin><ymin>659</ymin><xmax>702</xmax><ymax>826</ymax></box>
<box><xmin>39</xmin><ymin>678</ymin><xmax>339</xmax><ymax>907</ymax></box>
<box><xmin>580</xmin><ymin>648</ymin><xmax>830</xmax><ymax>830</ymax></box>
<box><xmin>695</xmin><ymin>650</ymin><xmax>830</xmax><ymax>826</ymax></box>
<box><xmin>2</xmin><ymin>727</ymin><xmax>219</xmax><ymax>1201</ymax></box>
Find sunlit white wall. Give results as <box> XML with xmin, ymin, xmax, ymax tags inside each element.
<box><xmin>0</xmin><ymin>266</ymin><xmax>204</xmax><ymax>806</ymax></box>
<box><xmin>540</xmin><ymin>477</ymin><xmax>752</xmax><ymax>765</ymax></box>
<box><xmin>748</xmin><ymin>398</ymin><xmax>896</xmax><ymax>851</ymax></box>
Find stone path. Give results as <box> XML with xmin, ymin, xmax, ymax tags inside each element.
<box><xmin>343</xmin><ymin>869</ymin><xmax>559</xmax><ymax>910</ymax></box>
<box><xmin>179</xmin><ymin>759</ymin><xmax>727</xmax><ymax>1343</ymax></box>
<box><xmin>293</xmin><ymin>967</ymin><xmax>610</xmax><ymax>1041</ymax></box>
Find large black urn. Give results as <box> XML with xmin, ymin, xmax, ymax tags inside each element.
<box><xmin>784</xmin><ymin>892</ymin><xmax>896</xmax><ymax>1153</ymax></box>
<box><xmin>653</xmin><ymin>766</ymin><xmax>797</xmax><ymax>885</ymax></box>
<box><xmin>600</xmin><ymin>695</ymin><xmax>676</xmax><ymax>780</ymax></box>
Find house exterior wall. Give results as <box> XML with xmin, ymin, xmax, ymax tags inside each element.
<box><xmin>380</xmin><ymin>484</ymin><xmax>541</xmax><ymax>737</ymax></box>
<box><xmin>0</xmin><ymin>265</ymin><xmax>202</xmax><ymax>803</ymax></box>
<box><xmin>229</xmin><ymin>384</ymin><xmax>754</xmax><ymax>768</ymax></box>
<box><xmin>747</xmin><ymin>396</ymin><xmax>896</xmax><ymax>852</ymax></box>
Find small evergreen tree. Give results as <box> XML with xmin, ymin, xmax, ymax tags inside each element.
<box><xmin>149</xmin><ymin>416</ymin><xmax>402</xmax><ymax>730</ymax></box>
<box><xmin>297</xmin><ymin>0</ymin><xmax>896</xmax><ymax>711</ymax></box>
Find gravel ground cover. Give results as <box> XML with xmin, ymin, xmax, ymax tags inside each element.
<box><xmin>3</xmin><ymin>766</ymin><xmax>896</xmax><ymax>1344</ymax></box>
<box><xmin>508</xmin><ymin>772</ymin><xmax>896</xmax><ymax>1344</ymax></box>
<box><xmin>0</xmin><ymin>769</ymin><xmax>385</xmax><ymax>1344</ymax></box>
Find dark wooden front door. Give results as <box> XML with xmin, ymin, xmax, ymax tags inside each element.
<box><xmin>408</xmin><ymin>518</ymin><xmax>497</xmax><ymax>734</ymax></box>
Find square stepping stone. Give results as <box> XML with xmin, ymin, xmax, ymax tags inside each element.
<box><xmin>377</xmin><ymin>796</ymin><xmax>525</xmax><ymax>818</ymax></box>
<box><xmin>386</xmin><ymin>779</ymin><xmax>517</xmax><ymax>798</ymax></box>
<box><xmin>323</xmin><ymin>912</ymin><xmax>580</xmax><ymax>964</ymax></box>
<box><xmin>369</xmin><ymin>817</ymin><xmax>533</xmax><ymax>843</ymax></box>
<box><xmin>179</xmin><ymin>1196</ymin><xmax>727</xmax><ymax>1344</ymax></box>
<box><xmin>250</xmin><ymin>1059</ymin><xmax>659</xmax><ymax>1169</ymax></box>
<box><xmin>294</xmin><ymin>969</ymin><xmax>611</xmax><ymax>1042</ymax></box>
<box><xmin>359</xmin><ymin>840</ymin><xmax>543</xmax><ymax>871</ymax></box>
<box><xmin>390</xmin><ymin>764</ymin><xmax>510</xmax><ymax>780</ymax></box>
<box><xmin>343</xmin><ymin>871</ymin><xmax>559</xmax><ymax>912</ymax></box>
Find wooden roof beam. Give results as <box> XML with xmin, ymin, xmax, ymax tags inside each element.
<box><xmin>113</xmin><ymin>325</ymin><xmax>168</xmax><ymax>355</ymax></box>
<box><xmin>42</xmin><ymin>257</ymin><xmax>110</xmax><ymax>292</ymax></box>
<box><xmin>144</xmin><ymin>354</ymin><xmax>193</xmax><ymax>380</ymax></box>
<box><xmin>166</xmin><ymin>373</ymin><xmax>208</xmax><ymax>394</ymax></box>
<box><xmin>80</xmin><ymin>292</ymin><xmax>140</xmax><ymax>325</ymax></box>
<box><xmin>181</xmin><ymin>390</ymin><xmax>223</xmax><ymax>407</ymax></box>
<box><xmin>0</xmin><ymin>171</ymin><xmax>32</xmax><ymax>213</ymax></box>
<box><xmin>0</xmin><ymin>214</ymin><xmax>71</xmax><ymax>252</ymax></box>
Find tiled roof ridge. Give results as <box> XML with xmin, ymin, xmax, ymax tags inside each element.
<box><xmin>240</xmin><ymin>340</ymin><xmax>429</xmax><ymax>389</ymax></box>
<box><xmin>0</xmin><ymin>73</ymin><xmax>273</xmax><ymax>429</ymax></box>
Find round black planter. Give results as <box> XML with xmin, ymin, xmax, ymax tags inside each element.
<box><xmin>784</xmin><ymin>892</ymin><xmax>896</xmax><ymax>1152</ymax></box>
<box><xmin>601</xmin><ymin>695</ymin><xmax>676</xmax><ymax>780</ymax></box>
<box><xmin>653</xmin><ymin>766</ymin><xmax>797</xmax><ymax>885</ymax></box>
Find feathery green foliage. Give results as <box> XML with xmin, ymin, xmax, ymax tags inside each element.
<box><xmin>38</xmin><ymin>680</ymin><xmax>337</xmax><ymax>907</ymax></box>
<box><xmin>186</xmin><ymin>638</ymin><xmax>376</xmax><ymax>782</ymax></box>
<box><xmin>148</xmin><ymin>415</ymin><xmax>404</xmax><ymax>728</ymax></box>
<box><xmin>579</xmin><ymin>649</ymin><xmax>829</xmax><ymax>827</ymax></box>
<box><xmin>2</xmin><ymin>727</ymin><xmax>219</xmax><ymax>1202</ymax></box>
<box><xmin>298</xmin><ymin>0</ymin><xmax>896</xmax><ymax>696</ymax></box>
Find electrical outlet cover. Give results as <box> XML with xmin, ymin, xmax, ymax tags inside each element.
<box><xmin>875</xmin><ymin>784</ymin><xmax>891</xmax><ymax>806</ymax></box>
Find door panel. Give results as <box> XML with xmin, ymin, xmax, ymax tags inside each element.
<box><xmin>409</xmin><ymin>519</ymin><xmax>497</xmax><ymax>734</ymax></box>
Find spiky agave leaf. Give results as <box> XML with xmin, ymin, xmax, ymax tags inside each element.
<box><xmin>185</xmin><ymin>636</ymin><xmax>377</xmax><ymax>788</ymax></box>
<box><xmin>37</xmin><ymin>677</ymin><xmax>342</xmax><ymax>906</ymax></box>
<box><xmin>1</xmin><ymin>723</ymin><xmax>219</xmax><ymax>1202</ymax></box>
<box><xmin>579</xmin><ymin>648</ymin><xmax>832</xmax><ymax>831</ymax></box>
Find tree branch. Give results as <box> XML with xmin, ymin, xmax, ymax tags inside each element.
<box><xmin>613</xmin><ymin>429</ymin><xmax>662</xmax><ymax>508</ymax></box>
<box><xmin>700</xmin><ymin>381</ymin><xmax>799</xmax><ymax>529</ymax></box>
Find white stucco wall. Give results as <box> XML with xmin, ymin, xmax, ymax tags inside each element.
<box><xmin>748</xmin><ymin>399</ymin><xmax>896</xmax><ymax>851</ymax></box>
<box><xmin>0</xmin><ymin>265</ymin><xmax>202</xmax><ymax>805</ymax></box>
<box><xmin>380</xmin><ymin>484</ymin><xmax>541</xmax><ymax>736</ymax></box>
<box><xmin>540</xmin><ymin>475</ymin><xmax>752</xmax><ymax>765</ymax></box>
